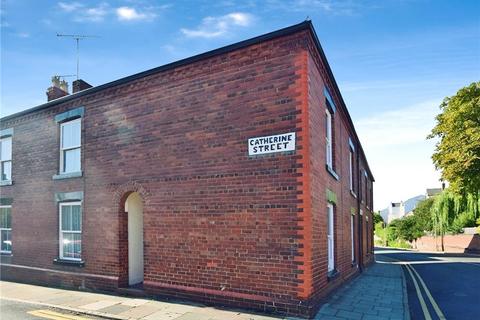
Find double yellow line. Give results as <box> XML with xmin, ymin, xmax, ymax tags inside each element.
<box><xmin>27</xmin><ymin>309</ymin><xmax>91</xmax><ymax>320</ymax></box>
<box><xmin>403</xmin><ymin>263</ymin><xmax>446</xmax><ymax>320</ymax></box>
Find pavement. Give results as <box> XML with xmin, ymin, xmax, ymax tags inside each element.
<box><xmin>315</xmin><ymin>258</ymin><xmax>409</xmax><ymax>320</ymax></box>
<box><xmin>376</xmin><ymin>247</ymin><xmax>480</xmax><ymax>320</ymax></box>
<box><xmin>0</xmin><ymin>254</ymin><xmax>412</xmax><ymax>320</ymax></box>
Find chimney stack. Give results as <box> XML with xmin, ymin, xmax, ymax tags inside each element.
<box><xmin>47</xmin><ymin>76</ymin><xmax>69</xmax><ymax>101</ymax></box>
<box><xmin>72</xmin><ymin>79</ymin><xmax>93</xmax><ymax>93</ymax></box>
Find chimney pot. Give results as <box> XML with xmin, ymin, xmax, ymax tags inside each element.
<box><xmin>47</xmin><ymin>86</ymin><xmax>69</xmax><ymax>101</ymax></box>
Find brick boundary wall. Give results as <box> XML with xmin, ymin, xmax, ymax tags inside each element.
<box><xmin>414</xmin><ymin>234</ymin><xmax>480</xmax><ymax>254</ymax></box>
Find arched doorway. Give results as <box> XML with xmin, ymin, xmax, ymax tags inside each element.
<box><xmin>125</xmin><ymin>192</ymin><xmax>144</xmax><ymax>286</ymax></box>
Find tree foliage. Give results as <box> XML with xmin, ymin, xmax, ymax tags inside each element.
<box><xmin>373</xmin><ymin>212</ymin><xmax>384</xmax><ymax>225</ymax></box>
<box><xmin>413</xmin><ymin>197</ymin><xmax>435</xmax><ymax>232</ymax></box>
<box><xmin>428</xmin><ymin>82</ymin><xmax>480</xmax><ymax>194</ymax></box>
<box><xmin>431</xmin><ymin>190</ymin><xmax>480</xmax><ymax>236</ymax></box>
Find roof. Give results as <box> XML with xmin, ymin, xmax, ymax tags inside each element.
<box><xmin>1</xmin><ymin>20</ymin><xmax>374</xmax><ymax>180</ymax></box>
<box><xmin>426</xmin><ymin>188</ymin><xmax>442</xmax><ymax>196</ymax></box>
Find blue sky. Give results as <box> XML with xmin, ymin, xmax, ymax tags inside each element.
<box><xmin>1</xmin><ymin>0</ymin><xmax>479</xmax><ymax>210</ymax></box>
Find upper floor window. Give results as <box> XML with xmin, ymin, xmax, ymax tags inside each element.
<box><xmin>325</xmin><ymin>109</ymin><xmax>333</xmax><ymax>168</ymax></box>
<box><xmin>0</xmin><ymin>136</ymin><xmax>12</xmax><ymax>182</ymax></box>
<box><xmin>60</xmin><ymin>119</ymin><xmax>81</xmax><ymax>174</ymax></box>
<box><xmin>0</xmin><ymin>205</ymin><xmax>12</xmax><ymax>254</ymax></box>
<box><xmin>324</xmin><ymin>88</ymin><xmax>337</xmax><ymax>176</ymax></box>
<box><xmin>59</xmin><ymin>202</ymin><xmax>82</xmax><ymax>260</ymax></box>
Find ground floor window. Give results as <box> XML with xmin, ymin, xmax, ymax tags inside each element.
<box><xmin>0</xmin><ymin>205</ymin><xmax>12</xmax><ymax>253</ymax></box>
<box><xmin>327</xmin><ymin>203</ymin><xmax>335</xmax><ymax>272</ymax></box>
<box><xmin>59</xmin><ymin>202</ymin><xmax>82</xmax><ymax>260</ymax></box>
<box><xmin>351</xmin><ymin>214</ymin><xmax>355</xmax><ymax>262</ymax></box>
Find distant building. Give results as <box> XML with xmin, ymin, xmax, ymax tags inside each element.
<box><xmin>380</xmin><ymin>195</ymin><xmax>426</xmax><ymax>224</ymax></box>
<box><xmin>426</xmin><ymin>188</ymin><xmax>442</xmax><ymax>198</ymax></box>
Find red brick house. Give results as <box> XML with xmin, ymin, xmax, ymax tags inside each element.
<box><xmin>0</xmin><ymin>21</ymin><xmax>374</xmax><ymax>318</ymax></box>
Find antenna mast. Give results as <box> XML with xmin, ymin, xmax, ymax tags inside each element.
<box><xmin>56</xmin><ymin>33</ymin><xmax>98</xmax><ymax>80</ymax></box>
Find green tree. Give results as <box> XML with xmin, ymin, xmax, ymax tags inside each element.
<box><xmin>428</xmin><ymin>82</ymin><xmax>480</xmax><ymax>194</ymax></box>
<box><xmin>396</xmin><ymin>215</ymin><xmax>424</xmax><ymax>242</ymax></box>
<box><xmin>373</xmin><ymin>212</ymin><xmax>384</xmax><ymax>225</ymax></box>
<box><xmin>413</xmin><ymin>198</ymin><xmax>435</xmax><ymax>232</ymax></box>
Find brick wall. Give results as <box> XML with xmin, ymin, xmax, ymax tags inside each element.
<box><xmin>414</xmin><ymin>234</ymin><xmax>480</xmax><ymax>254</ymax></box>
<box><xmin>0</xmin><ymin>24</ymin><xmax>374</xmax><ymax>318</ymax></box>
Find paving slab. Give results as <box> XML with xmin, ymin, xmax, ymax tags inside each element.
<box><xmin>315</xmin><ymin>258</ymin><xmax>409</xmax><ymax>320</ymax></box>
<box><xmin>79</xmin><ymin>299</ymin><xmax>120</xmax><ymax>311</ymax></box>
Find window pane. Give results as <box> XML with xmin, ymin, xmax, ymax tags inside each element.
<box><xmin>62</xmin><ymin>232</ymin><xmax>73</xmax><ymax>258</ymax></box>
<box><xmin>73</xmin><ymin>233</ymin><xmax>81</xmax><ymax>259</ymax></box>
<box><xmin>1</xmin><ymin>230</ymin><xmax>12</xmax><ymax>252</ymax></box>
<box><xmin>61</xmin><ymin>205</ymin><xmax>71</xmax><ymax>231</ymax></box>
<box><xmin>0</xmin><ymin>137</ymin><xmax>12</xmax><ymax>161</ymax></box>
<box><xmin>62</xmin><ymin>232</ymin><xmax>81</xmax><ymax>259</ymax></box>
<box><xmin>63</xmin><ymin>148</ymin><xmax>81</xmax><ymax>173</ymax></box>
<box><xmin>71</xmin><ymin>205</ymin><xmax>81</xmax><ymax>231</ymax></box>
<box><xmin>2</xmin><ymin>161</ymin><xmax>12</xmax><ymax>181</ymax></box>
<box><xmin>62</xmin><ymin>120</ymin><xmax>81</xmax><ymax>149</ymax></box>
<box><xmin>0</xmin><ymin>207</ymin><xmax>11</xmax><ymax>228</ymax></box>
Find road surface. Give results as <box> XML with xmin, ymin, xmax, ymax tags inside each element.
<box><xmin>0</xmin><ymin>299</ymin><xmax>102</xmax><ymax>320</ymax></box>
<box><xmin>375</xmin><ymin>247</ymin><xmax>480</xmax><ymax>320</ymax></box>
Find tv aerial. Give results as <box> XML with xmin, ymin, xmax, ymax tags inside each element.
<box><xmin>56</xmin><ymin>33</ymin><xmax>99</xmax><ymax>80</ymax></box>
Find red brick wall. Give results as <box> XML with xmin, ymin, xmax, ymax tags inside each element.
<box><xmin>0</xmin><ymin>27</ymin><xmax>374</xmax><ymax>317</ymax></box>
<box><xmin>414</xmin><ymin>234</ymin><xmax>480</xmax><ymax>253</ymax></box>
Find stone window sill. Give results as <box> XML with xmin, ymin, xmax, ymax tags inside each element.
<box><xmin>327</xmin><ymin>269</ymin><xmax>340</xmax><ymax>281</ymax></box>
<box><xmin>0</xmin><ymin>180</ymin><xmax>13</xmax><ymax>186</ymax></box>
<box><xmin>53</xmin><ymin>258</ymin><xmax>85</xmax><ymax>267</ymax></box>
<box><xmin>53</xmin><ymin>171</ymin><xmax>83</xmax><ymax>180</ymax></box>
<box><xmin>326</xmin><ymin>165</ymin><xmax>339</xmax><ymax>180</ymax></box>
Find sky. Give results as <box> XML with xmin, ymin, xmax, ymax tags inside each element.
<box><xmin>1</xmin><ymin>0</ymin><xmax>479</xmax><ymax>210</ymax></box>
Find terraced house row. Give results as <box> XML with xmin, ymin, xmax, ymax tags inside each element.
<box><xmin>0</xmin><ymin>21</ymin><xmax>374</xmax><ymax>318</ymax></box>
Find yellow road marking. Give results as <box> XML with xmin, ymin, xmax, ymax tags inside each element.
<box><xmin>404</xmin><ymin>264</ymin><xmax>432</xmax><ymax>320</ymax></box>
<box><xmin>27</xmin><ymin>309</ymin><xmax>90</xmax><ymax>320</ymax></box>
<box><xmin>408</xmin><ymin>264</ymin><xmax>447</xmax><ymax>320</ymax></box>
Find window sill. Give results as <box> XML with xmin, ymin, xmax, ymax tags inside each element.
<box><xmin>53</xmin><ymin>258</ymin><xmax>85</xmax><ymax>267</ymax></box>
<box><xmin>0</xmin><ymin>180</ymin><xmax>13</xmax><ymax>186</ymax></box>
<box><xmin>0</xmin><ymin>252</ymin><xmax>12</xmax><ymax>256</ymax></box>
<box><xmin>327</xmin><ymin>269</ymin><xmax>340</xmax><ymax>281</ymax></box>
<box><xmin>53</xmin><ymin>171</ymin><xmax>83</xmax><ymax>180</ymax></box>
<box><xmin>350</xmin><ymin>190</ymin><xmax>357</xmax><ymax>198</ymax></box>
<box><xmin>326</xmin><ymin>165</ymin><xmax>339</xmax><ymax>180</ymax></box>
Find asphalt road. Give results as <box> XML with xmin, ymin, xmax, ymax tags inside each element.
<box><xmin>375</xmin><ymin>247</ymin><xmax>480</xmax><ymax>320</ymax></box>
<box><xmin>0</xmin><ymin>299</ymin><xmax>102</xmax><ymax>320</ymax></box>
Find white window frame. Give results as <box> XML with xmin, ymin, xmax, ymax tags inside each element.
<box><xmin>327</xmin><ymin>203</ymin><xmax>335</xmax><ymax>272</ymax></box>
<box><xmin>325</xmin><ymin>109</ymin><xmax>333</xmax><ymax>169</ymax></box>
<box><xmin>0</xmin><ymin>136</ymin><xmax>12</xmax><ymax>182</ymax></box>
<box><xmin>351</xmin><ymin>214</ymin><xmax>355</xmax><ymax>262</ymax></box>
<box><xmin>60</xmin><ymin>118</ymin><xmax>81</xmax><ymax>174</ymax></box>
<box><xmin>59</xmin><ymin>201</ymin><xmax>82</xmax><ymax>261</ymax></box>
<box><xmin>0</xmin><ymin>205</ymin><xmax>12</xmax><ymax>254</ymax></box>
<box><xmin>349</xmin><ymin>149</ymin><xmax>354</xmax><ymax>192</ymax></box>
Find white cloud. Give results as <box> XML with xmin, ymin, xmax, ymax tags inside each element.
<box><xmin>79</xmin><ymin>4</ymin><xmax>109</xmax><ymax>22</ymax></box>
<box><xmin>16</xmin><ymin>32</ymin><xmax>30</xmax><ymax>38</ymax></box>
<box><xmin>116</xmin><ymin>6</ymin><xmax>156</xmax><ymax>21</ymax></box>
<box><xmin>181</xmin><ymin>12</ymin><xmax>254</xmax><ymax>38</ymax></box>
<box><xmin>58</xmin><ymin>2</ymin><xmax>84</xmax><ymax>12</ymax></box>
